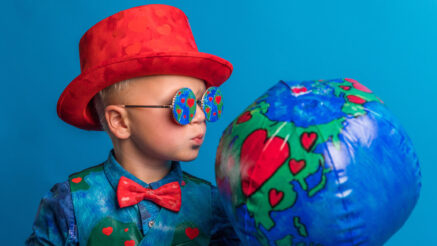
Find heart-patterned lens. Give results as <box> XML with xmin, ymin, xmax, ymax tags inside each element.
<box><xmin>172</xmin><ymin>88</ymin><xmax>197</xmax><ymax>125</ymax></box>
<box><xmin>201</xmin><ymin>87</ymin><xmax>223</xmax><ymax>122</ymax></box>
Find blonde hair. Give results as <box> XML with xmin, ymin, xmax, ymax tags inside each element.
<box><xmin>92</xmin><ymin>79</ymin><xmax>132</xmax><ymax>133</ymax></box>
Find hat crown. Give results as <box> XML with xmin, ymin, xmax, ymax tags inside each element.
<box><xmin>78</xmin><ymin>4</ymin><xmax>198</xmax><ymax>72</ymax></box>
<box><xmin>57</xmin><ymin>4</ymin><xmax>232</xmax><ymax>130</ymax></box>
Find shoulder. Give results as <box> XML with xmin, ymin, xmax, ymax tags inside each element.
<box><xmin>26</xmin><ymin>180</ymin><xmax>77</xmax><ymax>245</ymax></box>
<box><xmin>179</xmin><ymin>171</ymin><xmax>222</xmax><ymax>213</ymax></box>
<box><xmin>180</xmin><ymin>171</ymin><xmax>217</xmax><ymax>207</ymax></box>
<box><xmin>69</xmin><ymin>163</ymin><xmax>105</xmax><ymax>179</ymax></box>
<box><xmin>48</xmin><ymin>180</ymin><xmax>75</xmax><ymax>222</ymax></box>
<box><xmin>41</xmin><ymin>180</ymin><xmax>74</xmax><ymax>212</ymax></box>
<box><xmin>181</xmin><ymin>171</ymin><xmax>213</xmax><ymax>187</ymax></box>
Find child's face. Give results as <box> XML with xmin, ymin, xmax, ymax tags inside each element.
<box><xmin>116</xmin><ymin>75</ymin><xmax>207</xmax><ymax>162</ymax></box>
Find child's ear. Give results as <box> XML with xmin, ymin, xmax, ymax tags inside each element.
<box><xmin>105</xmin><ymin>105</ymin><xmax>131</xmax><ymax>139</ymax></box>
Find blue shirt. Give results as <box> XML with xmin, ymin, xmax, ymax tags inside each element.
<box><xmin>26</xmin><ymin>150</ymin><xmax>240</xmax><ymax>245</ymax></box>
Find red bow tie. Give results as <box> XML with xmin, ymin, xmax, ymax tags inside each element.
<box><xmin>117</xmin><ymin>176</ymin><xmax>182</xmax><ymax>212</ymax></box>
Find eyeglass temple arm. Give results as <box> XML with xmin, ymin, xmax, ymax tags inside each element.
<box><xmin>123</xmin><ymin>105</ymin><xmax>172</xmax><ymax>108</ymax></box>
<box><xmin>123</xmin><ymin>100</ymin><xmax>202</xmax><ymax>109</ymax></box>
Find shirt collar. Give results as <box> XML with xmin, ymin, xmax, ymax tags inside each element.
<box><xmin>104</xmin><ymin>149</ymin><xmax>183</xmax><ymax>191</ymax></box>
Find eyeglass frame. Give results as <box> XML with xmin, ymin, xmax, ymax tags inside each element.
<box><xmin>118</xmin><ymin>86</ymin><xmax>222</xmax><ymax>125</ymax></box>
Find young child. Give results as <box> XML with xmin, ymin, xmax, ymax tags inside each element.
<box><xmin>26</xmin><ymin>4</ymin><xmax>240</xmax><ymax>246</ymax></box>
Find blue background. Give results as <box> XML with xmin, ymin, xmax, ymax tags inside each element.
<box><xmin>1</xmin><ymin>0</ymin><xmax>435</xmax><ymax>244</ymax></box>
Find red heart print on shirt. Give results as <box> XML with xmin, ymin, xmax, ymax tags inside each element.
<box><xmin>240</xmin><ymin>129</ymin><xmax>290</xmax><ymax>197</ymax></box>
<box><xmin>102</xmin><ymin>227</ymin><xmax>113</xmax><ymax>236</ymax></box>
<box><xmin>124</xmin><ymin>240</ymin><xmax>135</xmax><ymax>246</ymax></box>
<box><xmin>185</xmin><ymin>227</ymin><xmax>199</xmax><ymax>240</ymax></box>
<box><xmin>72</xmin><ymin>177</ymin><xmax>82</xmax><ymax>183</ymax></box>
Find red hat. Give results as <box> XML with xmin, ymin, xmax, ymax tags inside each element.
<box><xmin>57</xmin><ymin>4</ymin><xmax>233</xmax><ymax>130</ymax></box>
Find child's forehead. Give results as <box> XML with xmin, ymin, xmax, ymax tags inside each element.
<box><xmin>132</xmin><ymin>75</ymin><xmax>206</xmax><ymax>92</ymax></box>
<box><xmin>108</xmin><ymin>75</ymin><xmax>207</xmax><ymax>102</ymax></box>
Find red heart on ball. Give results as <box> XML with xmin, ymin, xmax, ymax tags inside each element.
<box><xmin>237</xmin><ymin>111</ymin><xmax>252</xmax><ymax>124</ymax></box>
<box><xmin>240</xmin><ymin>129</ymin><xmax>290</xmax><ymax>196</ymax></box>
<box><xmin>339</xmin><ymin>85</ymin><xmax>351</xmax><ymax>91</ymax></box>
<box><xmin>301</xmin><ymin>132</ymin><xmax>317</xmax><ymax>151</ymax></box>
<box><xmin>291</xmin><ymin>87</ymin><xmax>307</xmax><ymax>94</ymax></box>
<box><xmin>268</xmin><ymin>188</ymin><xmax>284</xmax><ymax>207</ymax></box>
<box><xmin>347</xmin><ymin>95</ymin><xmax>366</xmax><ymax>104</ymax></box>
<box><xmin>289</xmin><ymin>159</ymin><xmax>306</xmax><ymax>175</ymax></box>
<box><xmin>345</xmin><ymin>78</ymin><xmax>372</xmax><ymax>93</ymax></box>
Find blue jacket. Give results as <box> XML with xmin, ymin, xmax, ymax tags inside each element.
<box><xmin>26</xmin><ymin>150</ymin><xmax>240</xmax><ymax>245</ymax></box>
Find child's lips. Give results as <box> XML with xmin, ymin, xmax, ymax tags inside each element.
<box><xmin>191</xmin><ymin>134</ymin><xmax>204</xmax><ymax>145</ymax></box>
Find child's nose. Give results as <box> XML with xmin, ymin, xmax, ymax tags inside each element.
<box><xmin>191</xmin><ymin>101</ymin><xmax>206</xmax><ymax>123</ymax></box>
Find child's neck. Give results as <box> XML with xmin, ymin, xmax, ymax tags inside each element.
<box><xmin>113</xmin><ymin>144</ymin><xmax>172</xmax><ymax>184</ymax></box>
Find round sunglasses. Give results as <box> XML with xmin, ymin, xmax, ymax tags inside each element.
<box><xmin>122</xmin><ymin>87</ymin><xmax>223</xmax><ymax>125</ymax></box>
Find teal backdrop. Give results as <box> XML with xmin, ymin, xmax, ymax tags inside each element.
<box><xmin>1</xmin><ymin>0</ymin><xmax>435</xmax><ymax>244</ymax></box>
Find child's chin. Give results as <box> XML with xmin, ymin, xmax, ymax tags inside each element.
<box><xmin>175</xmin><ymin>150</ymin><xmax>200</xmax><ymax>162</ymax></box>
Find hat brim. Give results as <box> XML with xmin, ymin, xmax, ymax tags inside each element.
<box><xmin>57</xmin><ymin>51</ymin><xmax>233</xmax><ymax>130</ymax></box>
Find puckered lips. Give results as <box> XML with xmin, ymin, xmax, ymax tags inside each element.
<box><xmin>191</xmin><ymin>133</ymin><xmax>204</xmax><ymax>145</ymax></box>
